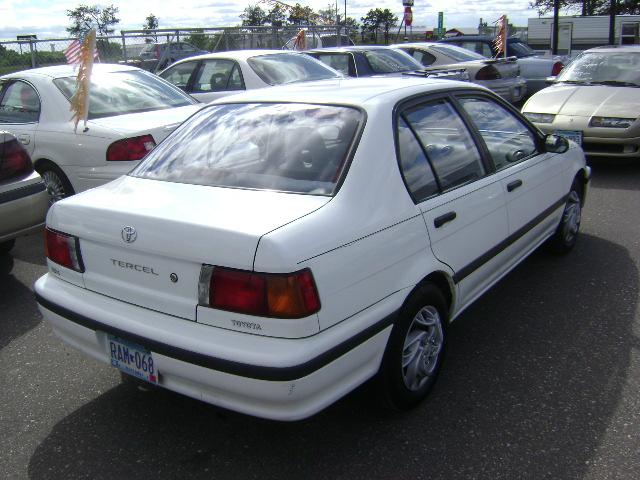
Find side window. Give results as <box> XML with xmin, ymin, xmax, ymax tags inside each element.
<box><xmin>316</xmin><ymin>54</ymin><xmax>351</xmax><ymax>76</ymax></box>
<box><xmin>397</xmin><ymin>117</ymin><xmax>439</xmax><ymax>202</ymax></box>
<box><xmin>459</xmin><ymin>97</ymin><xmax>537</xmax><ymax>171</ymax></box>
<box><xmin>409</xmin><ymin>49</ymin><xmax>436</xmax><ymax>66</ymax></box>
<box><xmin>193</xmin><ymin>60</ymin><xmax>240</xmax><ymax>92</ymax></box>
<box><xmin>404</xmin><ymin>99</ymin><xmax>485</xmax><ymax>191</ymax></box>
<box><xmin>159</xmin><ymin>61</ymin><xmax>199</xmax><ymax>89</ymax></box>
<box><xmin>227</xmin><ymin>64</ymin><xmax>245</xmax><ymax>90</ymax></box>
<box><xmin>0</xmin><ymin>81</ymin><xmax>40</xmax><ymax>123</ymax></box>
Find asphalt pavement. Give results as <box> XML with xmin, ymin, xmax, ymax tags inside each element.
<box><xmin>1</xmin><ymin>160</ymin><xmax>639</xmax><ymax>479</ymax></box>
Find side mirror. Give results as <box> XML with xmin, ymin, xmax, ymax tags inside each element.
<box><xmin>544</xmin><ymin>134</ymin><xmax>569</xmax><ymax>154</ymax></box>
<box><xmin>545</xmin><ymin>76</ymin><xmax>557</xmax><ymax>84</ymax></box>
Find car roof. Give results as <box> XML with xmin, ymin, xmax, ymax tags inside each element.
<box><xmin>1</xmin><ymin>62</ymin><xmax>141</xmax><ymax>79</ymax></box>
<box><xmin>306</xmin><ymin>45</ymin><xmax>398</xmax><ymax>53</ymax></box>
<box><xmin>170</xmin><ymin>49</ymin><xmax>299</xmax><ymax>63</ymax></box>
<box><xmin>211</xmin><ymin>76</ymin><xmax>483</xmax><ymax>107</ymax></box>
<box><xmin>586</xmin><ymin>45</ymin><xmax>640</xmax><ymax>53</ymax></box>
<box><xmin>440</xmin><ymin>35</ymin><xmax>523</xmax><ymax>43</ymax></box>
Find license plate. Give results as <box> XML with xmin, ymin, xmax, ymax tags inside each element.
<box><xmin>107</xmin><ymin>334</ymin><xmax>158</xmax><ymax>383</ymax></box>
<box><xmin>554</xmin><ymin>130</ymin><xmax>583</xmax><ymax>146</ymax></box>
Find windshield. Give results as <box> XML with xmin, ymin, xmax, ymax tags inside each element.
<box><xmin>131</xmin><ymin>103</ymin><xmax>364</xmax><ymax>195</ymax></box>
<box><xmin>430</xmin><ymin>44</ymin><xmax>486</xmax><ymax>61</ymax></box>
<box><xmin>54</xmin><ymin>70</ymin><xmax>195</xmax><ymax>119</ymax></box>
<box><xmin>556</xmin><ymin>51</ymin><xmax>640</xmax><ymax>86</ymax></box>
<box><xmin>247</xmin><ymin>53</ymin><xmax>341</xmax><ymax>85</ymax></box>
<box><xmin>365</xmin><ymin>49</ymin><xmax>423</xmax><ymax>73</ymax></box>
<box><xmin>508</xmin><ymin>41</ymin><xmax>536</xmax><ymax>58</ymax></box>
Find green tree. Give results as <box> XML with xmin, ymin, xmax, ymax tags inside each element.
<box><xmin>529</xmin><ymin>0</ymin><xmax>639</xmax><ymax>15</ymax></box>
<box><xmin>142</xmin><ymin>13</ymin><xmax>158</xmax><ymax>31</ymax></box>
<box><xmin>361</xmin><ymin>9</ymin><xmax>382</xmax><ymax>42</ymax></box>
<box><xmin>288</xmin><ymin>3</ymin><xmax>314</xmax><ymax>26</ymax></box>
<box><xmin>318</xmin><ymin>3</ymin><xmax>338</xmax><ymax>22</ymax></box>
<box><xmin>66</xmin><ymin>4</ymin><xmax>120</xmax><ymax>37</ymax></box>
<box><xmin>184</xmin><ymin>30</ymin><xmax>210</xmax><ymax>50</ymax></box>
<box><xmin>266</xmin><ymin>4</ymin><xmax>287</xmax><ymax>26</ymax></box>
<box><xmin>241</xmin><ymin>4</ymin><xmax>267</xmax><ymax>26</ymax></box>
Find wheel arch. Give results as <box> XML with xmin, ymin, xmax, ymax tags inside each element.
<box><xmin>412</xmin><ymin>270</ymin><xmax>456</xmax><ymax>319</ymax></box>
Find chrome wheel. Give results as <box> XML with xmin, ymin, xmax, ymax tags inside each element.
<box><xmin>401</xmin><ymin>305</ymin><xmax>444</xmax><ymax>391</ymax></box>
<box><xmin>41</xmin><ymin>169</ymin><xmax>67</xmax><ymax>204</ymax></box>
<box><xmin>561</xmin><ymin>190</ymin><xmax>581</xmax><ymax>245</ymax></box>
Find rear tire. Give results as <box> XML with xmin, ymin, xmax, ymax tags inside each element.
<box><xmin>547</xmin><ymin>179</ymin><xmax>582</xmax><ymax>254</ymax></box>
<box><xmin>378</xmin><ymin>283</ymin><xmax>447</xmax><ymax>411</ymax></box>
<box><xmin>37</xmin><ymin>163</ymin><xmax>74</xmax><ymax>204</ymax></box>
<box><xmin>0</xmin><ymin>239</ymin><xmax>15</xmax><ymax>255</ymax></box>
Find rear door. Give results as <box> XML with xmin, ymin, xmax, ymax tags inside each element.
<box><xmin>188</xmin><ymin>59</ymin><xmax>245</xmax><ymax>102</ymax></box>
<box><xmin>397</xmin><ymin>96</ymin><xmax>509</xmax><ymax>307</ymax></box>
<box><xmin>0</xmin><ymin>80</ymin><xmax>40</xmax><ymax>156</ymax></box>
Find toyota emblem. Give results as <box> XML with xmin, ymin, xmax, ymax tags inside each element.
<box><xmin>121</xmin><ymin>226</ymin><xmax>137</xmax><ymax>243</ymax></box>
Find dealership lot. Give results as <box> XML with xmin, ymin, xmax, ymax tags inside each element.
<box><xmin>0</xmin><ymin>160</ymin><xmax>638</xmax><ymax>479</ymax></box>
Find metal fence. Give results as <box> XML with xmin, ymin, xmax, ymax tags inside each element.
<box><xmin>0</xmin><ymin>25</ymin><xmax>354</xmax><ymax>75</ymax></box>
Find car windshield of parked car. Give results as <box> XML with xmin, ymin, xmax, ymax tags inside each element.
<box><xmin>131</xmin><ymin>103</ymin><xmax>363</xmax><ymax>195</ymax></box>
<box><xmin>247</xmin><ymin>53</ymin><xmax>341</xmax><ymax>85</ymax></box>
<box><xmin>53</xmin><ymin>70</ymin><xmax>196</xmax><ymax>119</ymax></box>
<box><xmin>556</xmin><ymin>51</ymin><xmax>640</xmax><ymax>86</ymax></box>
<box><xmin>429</xmin><ymin>44</ymin><xmax>486</xmax><ymax>62</ymax></box>
<box><xmin>365</xmin><ymin>49</ymin><xmax>422</xmax><ymax>73</ymax></box>
<box><xmin>508</xmin><ymin>41</ymin><xmax>536</xmax><ymax>58</ymax></box>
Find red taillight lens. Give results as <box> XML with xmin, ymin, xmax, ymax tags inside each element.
<box><xmin>45</xmin><ymin>228</ymin><xmax>84</xmax><ymax>272</ymax></box>
<box><xmin>106</xmin><ymin>135</ymin><xmax>155</xmax><ymax>162</ymax></box>
<box><xmin>475</xmin><ymin>65</ymin><xmax>501</xmax><ymax>81</ymax></box>
<box><xmin>551</xmin><ymin>61</ymin><xmax>564</xmax><ymax>76</ymax></box>
<box><xmin>0</xmin><ymin>138</ymin><xmax>33</xmax><ymax>181</ymax></box>
<box><xmin>203</xmin><ymin>267</ymin><xmax>321</xmax><ymax>318</ymax></box>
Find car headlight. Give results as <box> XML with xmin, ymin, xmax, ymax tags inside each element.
<box><xmin>523</xmin><ymin>112</ymin><xmax>556</xmax><ymax>124</ymax></box>
<box><xmin>589</xmin><ymin>116</ymin><xmax>636</xmax><ymax>128</ymax></box>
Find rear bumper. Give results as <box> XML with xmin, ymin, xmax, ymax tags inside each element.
<box><xmin>35</xmin><ymin>273</ymin><xmax>396</xmax><ymax>421</ymax></box>
<box><xmin>0</xmin><ymin>179</ymin><xmax>48</xmax><ymax>242</ymax></box>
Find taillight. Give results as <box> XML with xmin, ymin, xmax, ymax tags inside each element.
<box><xmin>106</xmin><ymin>135</ymin><xmax>155</xmax><ymax>161</ymax></box>
<box><xmin>199</xmin><ymin>266</ymin><xmax>321</xmax><ymax>319</ymax></box>
<box><xmin>0</xmin><ymin>138</ymin><xmax>33</xmax><ymax>181</ymax></box>
<box><xmin>475</xmin><ymin>65</ymin><xmax>501</xmax><ymax>81</ymax></box>
<box><xmin>551</xmin><ymin>61</ymin><xmax>564</xmax><ymax>76</ymax></box>
<box><xmin>45</xmin><ymin>228</ymin><xmax>84</xmax><ymax>273</ymax></box>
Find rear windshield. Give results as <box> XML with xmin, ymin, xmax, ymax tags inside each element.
<box><xmin>429</xmin><ymin>44</ymin><xmax>486</xmax><ymax>61</ymax></box>
<box><xmin>53</xmin><ymin>70</ymin><xmax>195</xmax><ymax>119</ymax></box>
<box><xmin>247</xmin><ymin>53</ymin><xmax>341</xmax><ymax>85</ymax></box>
<box><xmin>131</xmin><ymin>103</ymin><xmax>363</xmax><ymax>195</ymax></box>
<box><xmin>364</xmin><ymin>49</ymin><xmax>422</xmax><ymax>73</ymax></box>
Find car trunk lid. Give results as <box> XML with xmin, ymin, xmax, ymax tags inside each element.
<box><xmin>47</xmin><ymin>176</ymin><xmax>329</xmax><ymax>320</ymax></box>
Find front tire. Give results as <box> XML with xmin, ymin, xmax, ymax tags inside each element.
<box><xmin>378</xmin><ymin>283</ymin><xmax>447</xmax><ymax>411</ymax></box>
<box><xmin>548</xmin><ymin>180</ymin><xmax>582</xmax><ymax>254</ymax></box>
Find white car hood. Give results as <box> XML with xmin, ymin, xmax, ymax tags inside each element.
<box><xmin>524</xmin><ymin>84</ymin><xmax>639</xmax><ymax>117</ymax></box>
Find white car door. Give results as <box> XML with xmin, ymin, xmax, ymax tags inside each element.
<box><xmin>457</xmin><ymin>96</ymin><xmax>565</xmax><ymax>261</ymax></box>
<box><xmin>0</xmin><ymin>80</ymin><xmax>40</xmax><ymax>156</ymax></box>
<box><xmin>397</xmin><ymin>97</ymin><xmax>509</xmax><ymax>309</ymax></box>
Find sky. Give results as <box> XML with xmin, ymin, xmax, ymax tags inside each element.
<box><xmin>0</xmin><ymin>0</ymin><xmax>562</xmax><ymax>42</ymax></box>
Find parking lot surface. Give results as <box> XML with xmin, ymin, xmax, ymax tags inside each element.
<box><xmin>1</xmin><ymin>161</ymin><xmax>639</xmax><ymax>479</ymax></box>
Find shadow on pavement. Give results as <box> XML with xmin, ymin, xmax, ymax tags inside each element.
<box><xmin>28</xmin><ymin>233</ymin><xmax>637</xmax><ymax>479</ymax></box>
<box><xmin>588</xmin><ymin>158</ymin><xmax>640</xmax><ymax>192</ymax></box>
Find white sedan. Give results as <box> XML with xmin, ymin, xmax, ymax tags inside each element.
<box><xmin>158</xmin><ymin>49</ymin><xmax>342</xmax><ymax>103</ymax></box>
<box><xmin>36</xmin><ymin>77</ymin><xmax>589</xmax><ymax>420</ymax></box>
<box><xmin>0</xmin><ymin>64</ymin><xmax>202</xmax><ymax>202</ymax></box>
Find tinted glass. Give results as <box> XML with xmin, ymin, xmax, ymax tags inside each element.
<box><xmin>54</xmin><ymin>70</ymin><xmax>195</xmax><ymax>119</ymax></box>
<box><xmin>193</xmin><ymin>59</ymin><xmax>244</xmax><ymax>92</ymax></box>
<box><xmin>430</xmin><ymin>44</ymin><xmax>487</xmax><ymax>61</ymax></box>
<box><xmin>404</xmin><ymin>100</ymin><xmax>485</xmax><ymax>190</ymax></box>
<box><xmin>132</xmin><ymin>103</ymin><xmax>363</xmax><ymax>195</ymax></box>
<box><xmin>315</xmin><ymin>53</ymin><xmax>351</xmax><ymax>76</ymax></box>
<box><xmin>364</xmin><ymin>49</ymin><xmax>422</xmax><ymax>73</ymax></box>
<box><xmin>248</xmin><ymin>53</ymin><xmax>340</xmax><ymax>85</ymax></box>
<box><xmin>0</xmin><ymin>81</ymin><xmax>40</xmax><ymax>123</ymax></box>
<box><xmin>459</xmin><ymin>97</ymin><xmax>537</xmax><ymax>171</ymax></box>
<box><xmin>405</xmin><ymin>49</ymin><xmax>436</xmax><ymax>66</ymax></box>
<box><xmin>508</xmin><ymin>42</ymin><xmax>535</xmax><ymax>58</ymax></box>
<box><xmin>557</xmin><ymin>51</ymin><xmax>640</xmax><ymax>85</ymax></box>
<box><xmin>397</xmin><ymin>118</ymin><xmax>439</xmax><ymax>201</ymax></box>
<box><xmin>160</xmin><ymin>61</ymin><xmax>199</xmax><ymax>89</ymax></box>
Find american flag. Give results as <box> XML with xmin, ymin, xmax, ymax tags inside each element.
<box><xmin>64</xmin><ymin>39</ymin><xmax>100</xmax><ymax>64</ymax></box>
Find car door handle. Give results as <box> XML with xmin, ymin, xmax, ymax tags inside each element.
<box><xmin>17</xmin><ymin>134</ymin><xmax>30</xmax><ymax>145</ymax></box>
<box><xmin>507</xmin><ymin>179</ymin><xmax>523</xmax><ymax>192</ymax></box>
<box><xmin>434</xmin><ymin>211</ymin><xmax>457</xmax><ymax>228</ymax></box>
